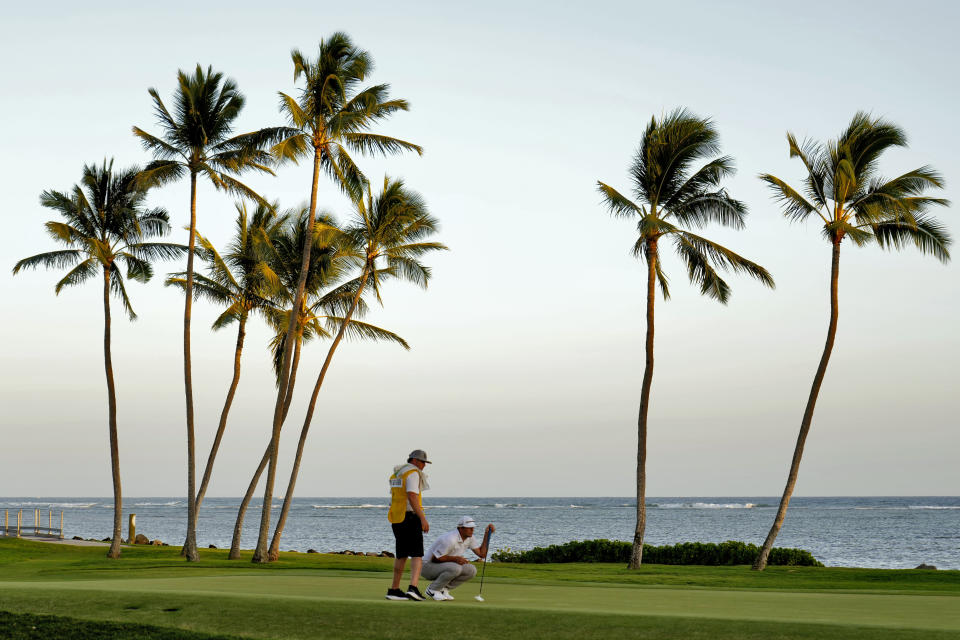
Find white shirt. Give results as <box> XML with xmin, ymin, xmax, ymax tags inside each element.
<box><xmin>425</xmin><ymin>529</ymin><xmax>479</xmax><ymax>562</ymax></box>
<box><xmin>404</xmin><ymin>471</ymin><xmax>419</xmax><ymax>494</ymax></box>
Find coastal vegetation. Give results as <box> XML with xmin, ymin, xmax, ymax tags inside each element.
<box><xmin>752</xmin><ymin>113</ymin><xmax>952</xmax><ymax>570</ymax></box>
<box><xmin>491</xmin><ymin>539</ymin><xmax>821</xmax><ymax>566</ymax></box>
<box><xmin>597</xmin><ymin>109</ymin><xmax>775</xmax><ymax>568</ymax></box>
<box><xmin>12</xmin><ymin>161</ymin><xmax>182</xmax><ymax>558</ymax></box>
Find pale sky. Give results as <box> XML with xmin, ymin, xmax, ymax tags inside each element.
<box><xmin>1</xmin><ymin>0</ymin><xmax>957</xmax><ymax>497</ymax></box>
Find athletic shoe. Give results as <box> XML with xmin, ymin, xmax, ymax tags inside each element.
<box><xmin>385</xmin><ymin>588</ymin><xmax>408</xmax><ymax>601</ymax></box>
<box><xmin>406</xmin><ymin>585</ymin><xmax>425</xmax><ymax>601</ymax></box>
<box><xmin>441</xmin><ymin>588</ymin><xmax>455</xmax><ymax>601</ymax></box>
<box><xmin>425</xmin><ymin>588</ymin><xmax>447</xmax><ymax>601</ymax></box>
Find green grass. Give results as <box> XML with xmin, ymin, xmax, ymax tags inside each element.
<box><xmin>1</xmin><ymin>538</ymin><xmax>958</xmax><ymax>639</ymax></box>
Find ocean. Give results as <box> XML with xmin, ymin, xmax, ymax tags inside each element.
<box><xmin>2</xmin><ymin>496</ymin><xmax>958</xmax><ymax>569</ymax></box>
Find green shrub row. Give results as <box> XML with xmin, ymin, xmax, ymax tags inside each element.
<box><xmin>491</xmin><ymin>539</ymin><xmax>823</xmax><ymax>566</ymax></box>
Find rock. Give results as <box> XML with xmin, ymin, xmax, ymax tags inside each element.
<box><xmin>72</xmin><ymin>536</ymin><xmax>83</xmax><ymax>540</ymax></box>
<box><xmin>364</xmin><ymin>552</ymin><xmax>378</xmax><ymax>557</ymax></box>
<box><xmin>161</xmin><ymin>543</ymin><xmax>169</xmax><ymax>546</ymax></box>
<box><xmin>915</xmin><ymin>563</ymin><xmax>937</xmax><ymax>570</ymax></box>
<box><xmin>307</xmin><ymin>549</ymin><xmax>319</xmax><ymax>554</ymax></box>
<box><xmin>343</xmin><ymin>550</ymin><xmax>354</xmax><ymax>555</ymax></box>
<box><xmin>134</xmin><ymin>533</ymin><xmax>149</xmax><ymax>545</ymax></box>
<box><xmin>288</xmin><ymin>550</ymin><xmax>298</xmax><ymax>553</ymax></box>
<box><xmin>381</xmin><ymin>551</ymin><xmax>395</xmax><ymax>558</ymax></box>
<box><xmin>208</xmin><ymin>544</ymin><xmax>217</xmax><ymax>549</ymax></box>
<box><xmin>151</xmin><ymin>540</ymin><xmax>162</xmax><ymax>546</ymax></box>
<box><xmin>101</xmin><ymin>537</ymin><xmax>111</xmax><ymax>542</ymax></box>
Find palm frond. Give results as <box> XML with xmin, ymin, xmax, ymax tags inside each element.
<box><xmin>342</xmin><ymin>132</ymin><xmax>423</xmax><ymax>157</ymax></box>
<box><xmin>760</xmin><ymin>174</ymin><xmax>823</xmax><ymax>223</ymax></box>
<box><xmin>54</xmin><ymin>257</ymin><xmax>99</xmax><ymax>294</ymax></box>
<box><xmin>13</xmin><ymin>249</ymin><xmax>82</xmax><ymax>274</ymax></box>
<box><xmin>324</xmin><ymin>317</ymin><xmax>409</xmax><ymax>349</ymax></box>
<box><xmin>109</xmin><ymin>264</ymin><xmax>137</xmax><ymax>320</ymax></box>
<box><xmin>872</xmin><ymin>213</ymin><xmax>951</xmax><ymax>262</ymax></box>
<box><xmin>597</xmin><ymin>182</ymin><xmax>642</xmax><ymax>218</ymax></box>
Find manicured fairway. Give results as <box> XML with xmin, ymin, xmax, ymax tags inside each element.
<box><xmin>1</xmin><ymin>539</ymin><xmax>958</xmax><ymax>639</ymax></box>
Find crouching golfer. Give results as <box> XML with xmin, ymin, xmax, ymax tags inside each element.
<box><xmin>386</xmin><ymin>449</ymin><xmax>431</xmax><ymax>601</ymax></box>
<box><xmin>422</xmin><ymin>516</ymin><xmax>495</xmax><ymax>601</ymax></box>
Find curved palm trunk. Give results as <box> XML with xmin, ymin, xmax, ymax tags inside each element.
<box><xmin>253</xmin><ymin>149</ymin><xmax>323</xmax><ymax>563</ymax></box>
<box><xmin>183</xmin><ymin>172</ymin><xmax>199</xmax><ymax>562</ymax></box>
<box><xmin>180</xmin><ymin>316</ymin><xmax>247</xmax><ymax>555</ymax></box>
<box><xmin>268</xmin><ymin>271</ymin><xmax>370</xmax><ymax>559</ymax></box>
<box><xmin>629</xmin><ymin>240</ymin><xmax>656</xmax><ymax>569</ymax></box>
<box><xmin>229</xmin><ymin>340</ymin><xmax>302</xmax><ymax>560</ymax></box>
<box><xmin>103</xmin><ymin>268</ymin><xmax>123</xmax><ymax>559</ymax></box>
<box><xmin>753</xmin><ymin>239</ymin><xmax>841</xmax><ymax>571</ymax></box>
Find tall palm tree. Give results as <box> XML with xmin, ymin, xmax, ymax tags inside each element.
<box><xmin>597</xmin><ymin>109</ymin><xmax>774</xmax><ymax>569</ymax></box>
<box><xmin>13</xmin><ymin>160</ymin><xmax>181</xmax><ymax>558</ymax></box>
<box><xmin>252</xmin><ymin>33</ymin><xmax>422</xmax><ymax>563</ymax></box>
<box><xmin>166</xmin><ymin>201</ymin><xmax>286</xmax><ymax>551</ymax></box>
<box><xmin>227</xmin><ymin>210</ymin><xmax>407</xmax><ymax>559</ymax></box>
<box><xmin>133</xmin><ymin>65</ymin><xmax>284</xmax><ymax>561</ymax></box>
<box><xmin>752</xmin><ymin>112</ymin><xmax>950</xmax><ymax>570</ymax></box>
<box><xmin>268</xmin><ymin>177</ymin><xmax>446</xmax><ymax>559</ymax></box>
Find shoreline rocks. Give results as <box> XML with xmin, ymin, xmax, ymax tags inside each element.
<box><xmin>329</xmin><ymin>550</ymin><xmax>394</xmax><ymax>558</ymax></box>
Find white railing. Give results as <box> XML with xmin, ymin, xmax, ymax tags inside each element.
<box><xmin>1</xmin><ymin>509</ymin><xmax>64</xmax><ymax>539</ymax></box>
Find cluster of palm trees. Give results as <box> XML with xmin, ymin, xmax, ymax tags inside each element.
<box><xmin>601</xmin><ymin>109</ymin><xmax>951</xmax><ymax>569</ymax></box>
<box><xmin>14</xmin><ymin>33</ymin><xmax>952</xmax><ymax>571</ymax></box>
<box><xmin>14</xmin><ymin>33</ymin><xmax>446</xmax><ymax>562</ymax></box>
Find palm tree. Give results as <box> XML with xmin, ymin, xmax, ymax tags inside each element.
<box><xmin>227</xmin><ymin>209</ymin><xmax>407</xmax><ymax>559</ymax></box>
<box><xmin>267</xmin><ymin>177</ymin><xmax>446</xmax><ymax>559</ymax></box>
<box><xmin>13</xmin><ymin>160</ymin><xmax>181</xmax><ymax>558</ymax></box>
<box><xmin>166</xmin><ymin>201</ymin><xmax>286</xmax><ymax>550</ymax></box>
<box><xmin>597</xmin><ymin>109</ymin><xmax>775</xmax><ymax>569</ymax></box>
<box><xmin>752</xmin><ymin>112</ymin><xmax>950</xmax><ymax>570</ymax></box>
<box><xmin>252</xmin><ymin>33</ymin><xmax>422</xmax><ymax>563</ymax></box>
<box><xmin>133</xmin><ymin>65</ymin><xmax>284</xmax><ymax>561</ymax></box>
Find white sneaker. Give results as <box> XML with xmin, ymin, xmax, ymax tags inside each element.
<box><xmin>441</xmin><ymin>588</ymin><xmax>455</xmax><ymax>601</ymax></box>
<box><xmin>425</xmin><ymin>588</ymin><xmax>446</xmax><ymax>601</ymax></box>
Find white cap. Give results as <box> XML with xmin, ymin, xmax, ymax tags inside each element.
<box><xmin>456</xmin><ymin>516</ymin><xmax>476</xmax><ymax>528</ymax></box>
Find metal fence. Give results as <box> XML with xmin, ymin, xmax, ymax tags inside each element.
<box><xmin>1</xmin><ymin>509</ymin><xmax>64</xmax><ymax>539</ymax></box>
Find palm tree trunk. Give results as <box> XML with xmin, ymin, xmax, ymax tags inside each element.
<box><xmin>629</xmin><ymin>240</ymin><xmax>657</xmax><ymax>569</ymax></box>
<box><xmin>103</xmin><ymin>268</ymin><xmax>122</xmax><ymax>559</ymax></box>
<box><xmin>268</xmin><ymin>271</ymin><xmax>370</xmax><ymax>559</ymax></box>
<box><xmin>183</xmin><ymin>172</ymin><xmax>200</xmax><ymax>562</ymax></box>
<box><xmin>195</xmin><ymin>316</ymin><xmax>247</xmax><ymax>509</ymax></box>
<box><xmin>753</xmin><ymin>238</ymin><xmax>841</xmax><ymax>571</ymax></box>
<box><xmin>180</xmin><ymin>316</ymin><xmax>247</xmax><ymax>554</ymax></box>
<box><xmin>229</xmin><ymin>339</ymin><xmax>302</xmax><ymax>560</ymax></box>
<box><xmin>253</xmin><ymin>149</ymin><xmax>322</xmax><ymax>563</ymax></box>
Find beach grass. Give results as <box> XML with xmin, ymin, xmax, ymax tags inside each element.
<box><xmin>1</xmin><ymin>538</ymin><xmax>958</xmax><ymax>639</ymax></box>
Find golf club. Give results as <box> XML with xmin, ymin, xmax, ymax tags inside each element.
<box><xmin>475</xmin><ymin>530</ymin><xmax>493</xmax><ymax>601</ymax></box>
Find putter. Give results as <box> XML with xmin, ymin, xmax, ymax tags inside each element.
<box><xmin>475</xmin><ymin>530</ymin><xmax>493</xmax><ymax>602</ymax></box>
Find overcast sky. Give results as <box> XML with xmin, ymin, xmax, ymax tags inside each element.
<box><xmin>2</xmin><ymin>0</ymin><xmax>957</xmax><ymax>498</ymax></box>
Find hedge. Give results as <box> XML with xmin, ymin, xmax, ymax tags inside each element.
<box><xmin>491</xmin><ymin>539</ymin><xmax>822</xmax><ymax>566</ymax></box>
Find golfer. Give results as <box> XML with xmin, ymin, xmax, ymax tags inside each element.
<box><xmin>385</xmin><ymin>449</ymin><xmax>431</xmax><ymax>601</ymax></box>
<box><xmin>421</xmin><ymin>516</ymin><xmax>495</xmax><ymax>601</ymax></box>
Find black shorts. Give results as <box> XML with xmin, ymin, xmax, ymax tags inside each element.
<box><xmin>391</xmin><ymin>511</ymin><xmax>423</xmax><ymax>558</ymax></box>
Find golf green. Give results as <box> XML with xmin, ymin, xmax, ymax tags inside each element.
<box><xmin>2</xmin><ymin>572</ymin><xmax>959</xmax><ymax>632</ymax></box>
<box><xmin>2</xmin><ymin>540</ymin><xmax>959</xmax><ymax>639</ymax></box>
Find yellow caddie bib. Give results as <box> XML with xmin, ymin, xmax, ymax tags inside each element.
<box><xmin>388</xmin><ymin>464</ymin><xmax>422</xmax><ymax>524</ymax></box>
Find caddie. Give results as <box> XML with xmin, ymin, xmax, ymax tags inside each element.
<box><xmin>385</xmin><ymin>449</ymin><xmax>431</xmax><ymax>601</ymax></box>
<box><xmin>421</xmin><ymin>516</ymin><xmax>495</xmax><ymax>601</ymax></box>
